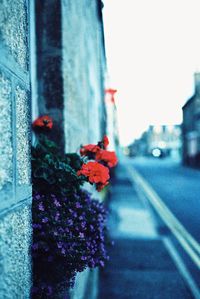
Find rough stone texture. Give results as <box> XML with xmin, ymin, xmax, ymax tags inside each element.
<box><xmin>0</xmin><ymin>70</ymin><xmax>12</xmax><ymax>190</ymax></box>
<box><xmin>0</xmin><ymin>0</ymin><xmax>28</xmax><ymax>70</ymax></box>
<box><xmin>0</xmin><ymin>0</ymin><xmax>32</xmax><ymax>298</ymax></box>
<box><xmin>0</xmin><ymin>205</ymin><xmax>32</xmax><ymax>299</ymax></box>
<box><xmin>16</xmin><ymin>86</ymin><xmax>31</xmax><ymax>185</ymax></box>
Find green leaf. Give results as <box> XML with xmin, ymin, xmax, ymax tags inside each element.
<box><xmin>34</xmin><ymin>166</ymin><xmax>54</xmax><ymax>180</ymax></box>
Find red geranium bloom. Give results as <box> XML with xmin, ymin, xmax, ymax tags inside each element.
<box><xmin>96</xmin><ymin>150</ymin><xmax>118</xmax><ymax>168</ymax></box>
<box><xmin>103</xmin><ymin>135</ymin><xmax>109</xmax><ymax>149</ymax></box>
<box><xmin>80</xmin><ymin>144</ymin><xmax>100</xmax><ymax>156</ymax></box>
<box><xmin>77</xmin><ymin>161</ymin><xmax>110</xmax><ymax>191</ymax></box>
<box><xmin>32</xmin><ymin>115</ymin><xmax>53</xmax><ymax>129</ymax></box>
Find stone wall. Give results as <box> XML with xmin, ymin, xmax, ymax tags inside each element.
<box><xmin>62</xmin><ymin>0</ymin><xmax>106</xmax><ymax>152</ymax></box>
<box><xmin>35</xmin><ymin>0</ymin><xmax>65</xmax><ymax>149</ymax></box>
<box><xmin>34</xmin><ymin>1</ymin><xmax>106</xmax><ymax>298</ymax></box>
<box><xmin>61</xmin><ymin>2</ymin><xmax>106</xmax><ymax>298</ymax></box>
<box><xmin>0</xmin><ymin>0</ymin><xmax>106</xmax><ymax>297</ymax></box>
<box><xmin>35</xmin><ymin>0</ymin><xmax>106</xmax><ymax>152</ymax></box>
<box><xmin>0</xmin><ymin>0</ymin><xmax>32</xmax><ymax>298</ymax></box>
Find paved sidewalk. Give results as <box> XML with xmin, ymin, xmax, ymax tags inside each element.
<box><xmin>98</xmin><ymin>163</ymin><xmax>194</xmax><ymax>299</ymax></box>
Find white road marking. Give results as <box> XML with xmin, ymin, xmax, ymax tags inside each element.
<box><xmin>126</xmin><ymin>165</ymin><xmax>200</xmax><ymax>269</ymax></box>
<box><xmin>164</xmin><ymin>237</ymin><xmax>200</xmax><ymax>299</ymax></box>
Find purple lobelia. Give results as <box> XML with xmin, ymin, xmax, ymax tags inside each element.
<box><xmin>32</xmin><ymin>190</ymin><xmax>109</xmax><ymax>298</ymax></box>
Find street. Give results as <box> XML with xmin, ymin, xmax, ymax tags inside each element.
<box><xmin>98</xmin><ymin>161</ymin><xmax>195</xmax><ymax>299</ymax></box>
<box><xmin>129</xmin><ymin>156</ymin><xmax>200</xmax><ymax>292</ymax></box>
<box><xmin>131</xmin><ymin>157</ymin><xmax>200</xmax><ymax>244</ymax></box>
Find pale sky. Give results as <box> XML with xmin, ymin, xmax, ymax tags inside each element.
<box><xmin>103</xmin><ymin>0</ymin><xmax>200</xmax><ymax>145</ymax></box>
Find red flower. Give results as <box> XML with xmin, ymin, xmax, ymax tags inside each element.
<box><xmin>77</xmin><ymin>161</ymin><xmax>110</xmax><ymax>191</ymax></box>
<box><xmin>102</xmin><ymin>135</ymin><xmax>109</xmax><ymax>149</ymax></box>
<box><xmin>96</xmin><ymin>150</ymin><xmax>118</xmax><ymax>168</ymax></box>
<box><xmin>105</xmin><ymin>88</ymin><xmax>117</xmax><ymax>103</ymax></box>
<box><xmin>32</xmin><ymin>115</ymin><xmax>53</xmax><ymax>129</ymax></box>
<box><xmin>80</xmin><ymin>144</ymin><xmax>100</xmax><ymax>156</ymax></box>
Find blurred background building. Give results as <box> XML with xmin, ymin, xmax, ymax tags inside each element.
<box><xmin>127</xmin><ymin>125</ymin><xmax>182</xmax><ymax>159</ymax></box>
<box><xmin>124</xmin><ymin>72</ymin><xmax>200</xmax><ymax>169</ymax></box>
<box><xmin>182</xmin><ymin>73</ymin><xmax>200</xmax><ymax>167</ymax></box>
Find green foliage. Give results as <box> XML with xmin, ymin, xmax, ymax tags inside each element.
<box><xmin>32</xmin><ymin>134</ymin><xmax>85</xmax><ymax>196</ymax></box>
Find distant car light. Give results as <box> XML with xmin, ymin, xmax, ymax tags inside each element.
<box><xmin>152</xmin><ymin>148</ymin><xmax>162</xmax><ymax>157</ymax></box>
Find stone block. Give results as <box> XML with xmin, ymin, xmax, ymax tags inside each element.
<box><xmin>0</xmin><ymin>0</ymin><xmax>28</xmax><ymax>70</ymax></box>
<box><xmin>0</xmin><ymin>70</ymin><xmax>12</xmax><ymax>191</ymax></box>
<box><xmin>0</xmin><ymin>204</ymin><xmax>32</xmax><ymax>299</ymax></box>
<box><xmin>16</xmin><ymin>85</ymin><xmax>31</xmax><ymax>186</ymax></box>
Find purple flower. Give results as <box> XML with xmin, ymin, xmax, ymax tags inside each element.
<box><xmin>42</xmin><ymin>217</ymin><xmax>48</xmax><ymax>223</ymax></box>
<box><xmin>33</xmin><ymin>223</ymin><xmax>42</xmax><ymax>229</ymax></box>
<box><xmin>75</xmin><ymin>202</ymin><xmax>82</xmax><ymax>208</ymax></box>
<box><xmin>32</xmin><ymin>190</ymin><xmax>109</xmax><ymax>293</ymax></box>
<box><xmin>90</xmin><ymin>225</ymin><xmax>94</xmax><ymax>231</ymax></box>
<box><xmin>72</xmin><ymin>212</ymin><xmax>78</xmax><ymax>218</ymax></box>
<box><xmin>44</xmin><ymin>245</ymin><xmax>49</xmax><ymax>252</ymax></box>
<box><xmin>54</xmin><ymin>199</ymin><xmax>61</xmax><ymax>207</ymax></box>
<box><xmin>99</xmin><ymin>260</ymin><xmax>105</xmax><ymax>267</ymax></box>
<box><xmin>81</xmin><ymin>256</ymin><xmax>87</xmax><ymax>261</ymax></box>
<box><xmin>57</xmin><ymin>242</ymin><xmax>62</xmax><ymax>249</ymax></box>
<box><xmin>79</xmin><ymin>232</ymin><xmax>84</xmax><ymax>238</ymax></box>
<box><xmin>61</xmin><ymin>248</ymin><xmax>66</xmax><ymax>255</ymax></box>
<box><xmin>55</xmin><ymin>212</ymin><xmax>60</xmax><ymax>221</ymax></box>
<box><xmin>32</xmin><ymin>243</ymin><xmax>39</xmax><ymax>250</ymax></box>
<box><xmin>47</xmin><ymin>286</ymin><xmax>53</xmax><ymax>296</ymax></box>
<box><xmin>38</xmin><ymin>202</ymin><xmax>44</xmax><ymax>211</ymax></box>
<box><xmin>81</xmin><ymin>221</ymin><xmax>86</xmax><ymax>228</ymax></box>
<box><xmin>67</xmin><ymin>219</ymin><xmax>73</xmax><ymax>226</ymax></box>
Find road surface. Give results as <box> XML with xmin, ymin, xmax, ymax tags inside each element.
<box><xmin>131</xmin><ymin>157</ymin><xmax>200</xmax><ymax>243</ymax></box>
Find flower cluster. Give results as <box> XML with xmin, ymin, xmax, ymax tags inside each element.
<box><xmin>32</xmin><ymin>190</ymin><xmax>108</xmax><ymax>297</ymax></box>
<box><xmin>77</xmin><ymin>161</ymin><xmax>110</xmax><ymax>191</ymax></box>
<box><xmin>96</xmin><ymin>150</ymin><xmax>118</xmax><ymax>168</ymax></box>
<box><xmin>32</xmin><ymin>115</ymin><xmax>53</xmax><ymax>130</ymax></box>
<box><xmin>78</xmin><ymin>135</ymin><xmax>118</xmax><ymax>191</ymax></box>
<box><xmin>31</xmin><ymin>116</ymin><xmax>118</xmax><ymax>298</ymax></box>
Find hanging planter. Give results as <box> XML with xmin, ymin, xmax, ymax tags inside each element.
<box><xmin>31</xmin><ymin>116</ymin><xmax>118</xmax><ymax>298</ymax></box>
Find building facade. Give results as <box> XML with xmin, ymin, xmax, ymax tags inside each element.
<box><xmin>128</xmin><ymin>125</ymin><xmax>181</xmax><ymax>159</ymax></box>
<box><xmin>182</xmin><ymin>73</ymin><xmax>200</xmax><ymax>167</ymax></box>
<box><xmin>147</xmin><ymin>125</ymin><xmax>182</xmax><ymax>158</ymax></box>
<box><xmin>0</xmin><ymin>0</ymin><xmax>106</xmax><ymax>298</ymax></box>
